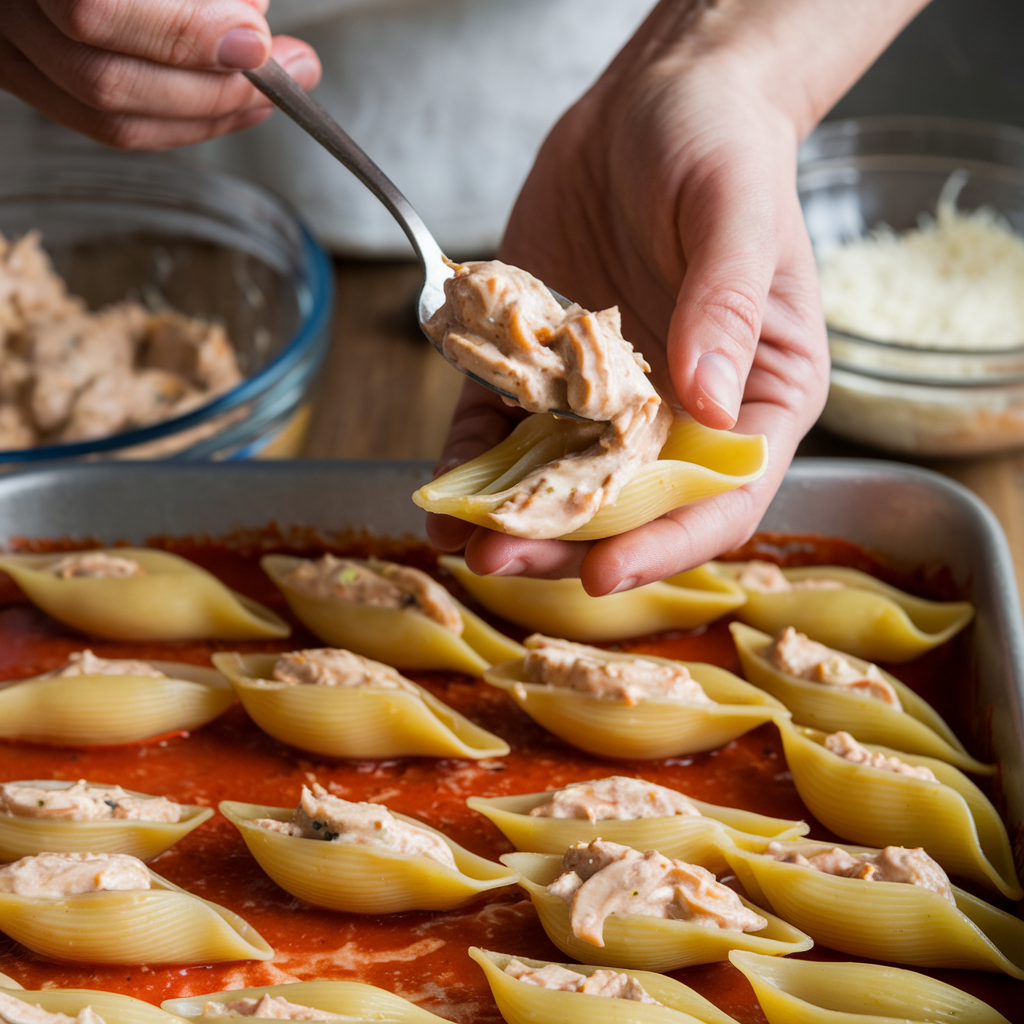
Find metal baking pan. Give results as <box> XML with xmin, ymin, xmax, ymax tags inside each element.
<box><xmin>0</xmin><ymin>456</ymin><xmax>1019</xmax><ymax>844</ymax></box>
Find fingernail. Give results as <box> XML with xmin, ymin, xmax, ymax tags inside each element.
<box><xmin>695</xmin><ymin>352</ymin><xmax>741</xmax><ymax>424</ymax></box>
<box><xmin>280</xmin><ymin>53</ymin><xmax>319</xmax><ymax>86</ymax></box>
<box><xmin>488</xmin><ymin>558</ymin><xmax>527</xmax><ymax>577</ymax></box>
<box><xmin>217</xmin><ymin>27</ymin><xmax>268</xmax><ymax>70</ymax></box>
<box><xmin>607</xmin><ymin>575</ymin><xmax>640</xmax><ymax>595</ymax></box>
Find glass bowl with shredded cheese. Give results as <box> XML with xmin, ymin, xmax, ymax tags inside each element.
<box><xmin>799</xmin><ymin>117</ymin><xmax>1024</xmax><ymax>456</ymax></box>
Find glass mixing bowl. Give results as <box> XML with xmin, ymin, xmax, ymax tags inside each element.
<box><xmin>0</xmin><ymin>150</ymin><xmax>332</xmax><ymax>461</ymax></box>
<box><xmin>799</xmin><ymin>116</ymin><xmax>1024</xmax><ymax>456</ymax></box>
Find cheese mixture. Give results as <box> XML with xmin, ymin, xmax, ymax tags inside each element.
<box><xmin>270</xmin><ymin>649</ymin><xmax>420</xmax><ymax>694</ymax></box>
<box><xmin>0</xmin><ymin>993</ymin><xmax>106</xmax><ymax>1024</ymax></box>
<box><xmin>49</xmin><ymin>553</ymin><xmax>143</xmax><ymax>578</ymax></box>
<box><xmin>503</xmin><ymin>960</ymin><xmax>660</xmax><ymax>1003</ymax></box>
<box><xmin>200</xmin><ymin>996</ymin><xmax>346</xmax><ymax>1021</ymax></box>
<box><xmin>0</xmin><ymin>852</ymin><xmax>150</xmax><ymax>897</ymax></box>
<box><xmin>0</xmin><ymin>780</ymin><xmax>181</xmax><ymax>822</ymax></box>
<box><xmin>737</xmin><ymin>561</ymin><xmax>845</xmax><ymax>593</ymax></box>
<box><xmin>825</xmin><ymin>731</ymin><xmax>937</xmax><ymax>781</ymax></box>
<box><xmin>40</xmin><ymin>650</ymin><xmax>166</xmax><ymax>680</ymax></box>
<box><xmin>529</xmin><ymin>777</ymin><xmax>700</xmax><ymax>822</ymax></box>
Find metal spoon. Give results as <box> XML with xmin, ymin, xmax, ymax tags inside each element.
<box><xmin>244</xmin><ymin>59</ymin><xmax>588</xmax><ymax>420</ymax></box>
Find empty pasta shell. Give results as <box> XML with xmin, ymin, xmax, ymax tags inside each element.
<box><xmin>412</xmin><ymin>414</ymin><xmax>768</xmax><ymax>541</ymax></box>
<box><xmin>722</xmin><ymin>840</ymin><xmax>1024</xmax><ymax>977</ymax></box>
<box><xmin>484</xmin><ymin>653</ymin><xmax>787</xmax><ymax>759</ymax></box>
<box><xmin>213</xmin><ymin>652</ymin><xmax>509</xmax><ymax>759</ymax></box>
<box><xmin>778</xmin><ymin>723</ymin><xmax>1020</xmax><ymax>899</ymax></box>
<box><xmin>728</xmin><ymin>949</ymin><xmax>1011</xmax><ymax>1024</ymax></box>
<box><xmin>0</xmin><ymin>548</ymin><xmax>289</xmax><ymax>641</ymax></box>
<box><xmin>440</xmin><ymin>556</ymin><xmax>746</xmax><ymax>642</ymax></box>
<box><xmin>471</xmin><ymin>947</ymin><xmax>742</xmax><ymax>1024</ymax></box>
<box><xmin>467</xmin><ymin>785</ymin><xmax>807</xmax><ymax>874</ymax></box>
<box><xmin>0</xmin><ymin>866</ymin><xmax>273</xmax><ymax>964</ymax></box>
<box><xmin>0</xmin><ymin>660</ymin><xmax>235</xmax><ymax>746</ymax></box>
<box><xmin>0</xmin><ymin>986</ymin><xmax>190</xmax><ymax>1024</ymax></box>
<box><xmin>0</xmin><ymin>779</ymin><xmax>212</xmax><ymax>862</ymax></box>
<box><xmin>502</xmin><ymin>851</ymin><xmax>812</xmax><ymax>971</ymax></box>
<box><xmin>730</xmin><ymin>622</ymin><xmax>992</xmax><ymax>774</ymax></box>
<box><xmin>220</xmin><ymin>800</ymin><xmax>519</xmax><ymax>913</ymax></box>
<box><xmin>262</xmin><ymin>554</ymin><xmax>523</xmax><ymax>675</ymax></box>
<box><xmin>715</xmin><ymin>562</ymin><xmax>973</xmax><ymax>662</ymax></box>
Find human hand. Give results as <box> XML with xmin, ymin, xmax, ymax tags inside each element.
<box><xmin>0</xmin><ymin>0</ymin><xmax>321</xmax><ymax>149</ymax></box>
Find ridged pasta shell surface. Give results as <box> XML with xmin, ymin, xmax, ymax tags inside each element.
<box><xmin>722</xmin><ymin>841</ymin><xmax>1024</xmax><ymax>977</ymax></box>
<box><xmin>441</xmin><ymin>557</ymin><xmax>745</xmax><ymax>642</ymax></box>
<box><xmin>262</xmin><ymin>554</ymin><xmax>523</xmax><ymax>675</ymax></box>
<box><xmin>716</xmin><ymin>563</ymin><xmax>973</xmax><ymax>662</ymax></box>
<box><xmin>213</xmin><ymin>652</ymin><xmax>509</xmax><ymax>759</ymax></box>
<box><xmin>220</xmin><ymin>801</ymin><xmax>519</xmax><ymax>913</ymax></box>
<box><xmin>730</xmin><ymin>622</ymin><xmax>992</xmax><ymax>774</ymax></box>
<box><xmin>0</xmin><ymin>549</ymin><xmax>289</xmax><ymax>641</ymax></box>
<box><xmin>0</xmin><ymin>661</ymin><xmax>234</xmax><ymax>746</ymax></box>
<box><xmin>412</xmin><ymin>415</ymin><xmax>768</xmax><ymax>541</ymax></box>
<box><xmin>0</xmin><ymin>986</ymin><xmax>190</xmax><ymax>1024</ymax></box>
<box><xmin>728</xmin><ymin>950</ymin><xmax>1011</xmax><ymax>1024</ymax></box>
<box><xmin>503</xmin><ymin>851</ymin><xmax>812</xmax><ymax>971</ymax></box>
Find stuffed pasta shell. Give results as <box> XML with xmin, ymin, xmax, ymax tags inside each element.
<box><xmin>0</xmin><ymin>651</ymin><xmax>234</xmax><ymax>746</ymax></box>
<box><xmin>440</xmin><ymin>556</ymin><xmax>745</xmax><ymax>642</ymax></box>
<box><xmin>502</xmin><ymin>841</ymin><xmax>811</xmax><ymax>971</ymax></box>
<box><xmin>728</xmin><ymin>950</ymin><xmax>1011</xmax><ymax>1024</ymax></box>
<box><xmin>715</xmin><ymin>560</ymin><xmax>973</xmax><ymax>662</ymax></box>
<box><xmin>0</xmin><ymin>851</ymin><xmax>273</xmax><ymax>964</ymax></box>
<box><xmin>730</xmin><ymin>622</ymin><xmax>992</xmax><ymax>774</ymax></box>
<box><xmin>220</xmin><ymin>785</ymin><xmax>518</xmax><ymax>913</ymax></box>
<box><xmin>0</xmin><ymin>986</ymin><xmax>189</xmax><ymax>1024</ymax></box>
<box><xmin>470</xmin><ymin>947</ymin><xmax>742</xmax><ymax>1024</ymax></box>
<box><xmin>261</xmin><ymin>553</ymin><xmax>522</xmax><ymax>675</ymax></box>
<box><xmin>0</xmin><ymin>548</ymin><xmax>289</xmax><ymax>641</ymax></box>
<box><xmin>484</xmin><ymin>636</ymin><xmax>786</xmax><ymax>759</ymax></box>
<box><xmin>0</xmin><ymin>779</ymin><xmax>212</xmax><ymax>862</ymax></box>
<box><xmin>467</xmin><ymin>775</ymin><xmax>807</xmax><ymax>874</ymax></box>
<box><xmin>213</xmin><ymin>649</ymin><xmax>509</xmax><ymax>759</ymax></box>
<box><xmin>777</xmin><ymin>723</ymin><xmax>1020</xmax><ymax>899</ymax></box>
<box><xmin>722</xmin><ymin>839</ymin><xmax>1024</xmax><ymax>977</ymax></box>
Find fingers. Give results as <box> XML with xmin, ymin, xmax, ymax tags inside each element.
<box><xmin>464</xmin><ymin>531</ymin><xmax>591</xmax><ymax>579</ymax></box>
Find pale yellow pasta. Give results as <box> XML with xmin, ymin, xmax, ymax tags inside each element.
<box><xmin>0</xmin><ymin>973</ymin><xmax>22</xmax><ymax>988</ymax></box>
<box><xmin>413</xmin><ymin>415</ymin><xmax>768</xmax><ymax>541</ymax></box>
<box><xmin>502</xmin><ymin>851</ymin><xmax>812</xmax><ymax>971</ymax></box>
<box><xmin>730</xmin><ymin>622</ymin><xmax>992</xmax><ymax>774</ymax></box>
<box><xmin>0</xmin><ymin>549</ymin><xmax>289</xmax><ymax>641</ymax></box>
<box><xmin>0</xmin><ymin>987</ymin><xmax>190</xmax><ymax>1024</ymax></box>
<box><xmin>262</xmin><ymin>554</ymin><xmax>523</xmax><ymax>675</ymax></box>
<box><xmin>213</xmin><ymin>652</ymin><xmax>509</xmax><ymax>759</ymax></box>
<box><xmin>0</xmin><ymin>660</ymin><xmax>234</xmax><ymax>746</ymax></box>
<box><xmin>728</xmin><ymin>950</ymin><xmax>1011</xmax><ymax>1024</ymax></box>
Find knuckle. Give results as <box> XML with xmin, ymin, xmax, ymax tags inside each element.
<box><xmin>59</xmin><ymin>0</ymin><xmax>112</xmax><ymax>44</ymax></box>
<box><xmin>165</xmin><ymin>6</ymin><xmax>214</xmax><ymax>66</ymax></box>
<box><xmin>94</xmin><ymin>113</ymin><xmax>148</xmax><ymax>150</ymax></box>
<box><xmin>700</xmin><ymin>287</ymin><xmax>762</xmax><ymax>351</ymax></box>
<box><xmin>75</xmin><ymin>54</ymin><xmax>132</xmax><ymax>111</ymax></box>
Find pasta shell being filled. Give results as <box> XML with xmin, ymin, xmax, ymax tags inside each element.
<box><xmin>470</xmin><ymin>947</ymin><xmax>742</xmax><ymax>1024</ymax></box>
<box><xmin>467</xmin><ymin>776</ymin><xmax>807</xmax><ymax>875</ymax></box>
<box><xmin>0</xmin><ymin>653</ymin><xmax>235</xmax><ymax>746</ymax></box>
<box><xmin>777</xmin><ymin>722</ymin><xmax>1020</xmax><ymax>899</ymax></box>
<box><xmin>730</xmin><ymin>622</ymin><xmax>992</xmax><ymax>774</ymax></box>
<box><xmin>0</xmin><ymin>986</ymin><xmax>190</xmax><ymax>1024</ymax></box>
<box><xmin>484</xmin><ymin>637</ymin><xmax>786</xmax><ymax>759</ymax></box>
<box><xmin>261</xmin><ymin>554</ymin><xmax>523</xmax><ymax>675</ymax></box>
<box><xmin>728</xmin><ymin>949</ymin><xmax>1011</xmax><ymax>1024</ymax></box>
<box><xmin>0</xmin><ymin>549</ymin><xmax>289</xmax><ymax>641</ymax></box>
<box><xmin>0</xmin><ymin>779</ymin><xmax>212</xmax><ymax>862</ymax></box>
<box><xmin>714</xmin><ymin>561</ymin><xmax>973</xmax><ymax>662</ymax></box>
<box><xmin>722</xmin><ymin>839</ymin><xmax>1024</xmax><ymax>977</ymax></box>
<box><xmin>213</xmin><ymin>650</ymin><xmax>509</xmax><ymax>759</ymax></box>
<box><xmin>220</xmin><ymin>789</ymin><xmax>519</xmax><ymax>913</ymax></box>
<box><xmin>440</xmin><ymin>556</ymin><xmax>745</xmax><ymax>642</ymax></box>
<box><xmin>412</xmin><ymin>414</ymin><xmax>768</xmax><ymax>541</ymax></box>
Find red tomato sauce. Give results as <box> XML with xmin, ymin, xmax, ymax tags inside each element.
<box><xmin>0</xmin><ymin>534</ymin><xmax>1020</xmax><ymax>1024</ymax></box>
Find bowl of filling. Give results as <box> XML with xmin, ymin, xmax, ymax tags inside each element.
<box><xmin>0</xmin><ymin>149</ymin><xmax>332</xmax><ymax>461</ymax></box>
<box><xmin>799</xmin><ymin>116</ymin><xmax>1024</xmax><ymax>456</ymax></box>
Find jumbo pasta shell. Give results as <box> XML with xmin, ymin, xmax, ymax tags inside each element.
<box><xmin>470</xmin><ymin>947</ymin><xmax>741</xmax><ymax>1024</ymax></box>
<box><xmin>213</xmin><ymin>652</ymin><xmax>509</xmax><ymax>759</ymax></box>
<box><xmin>0</xmin><ymin>549</ymin><xmax>289</xmax><ymax>641</ymax></box>
<box><xmin>262</xmin><ymin>554</ymin><xmax>522</xmax><ymax>675</ymax></box>
<box><xmin>220</xmin><ymin>800</ymin><xmax>519</xmax><ymax>913</ymax></box>
<box><xmin>440</xmin><ymin>557</ymin><xmax>745</xmax><ymax>642</ymax></box>
<box><xmin>728</xmin><ymin>949</ymin><xmax>1011</xmax><ymax>1024</ymax></box>
<box><xmin>0</xmin><ymin>661</ymin><xmax>235</xmax><ymax>746</ymax></box>
<box><xmin>466</xmin><ymin>785</ymin><xmax>807</xmax><ymax>874</ymax></box>
<box><xmin>502</xmin><ymin>851</ymin><xmax>811</xmax><ymax>971</ymax></box>
<box><xmin>778</xmin><ymin>723</ymin><xmax>1020</xmax><ymax>899</ymax></box>
<box><xmin>0</xmin><ymin>867</ymin><xmax>273</xmax><ymax>964</ymax></box>
<box><xmin>716</xmin><ymin>563</ymin><xmax>973</xmax><ymax>662</ymax></box>
<box><xmin>484</xmin><ymin>653</ymin><xmax>787</xmax><ymax>759</ymax></box>
<box><xmin>0</xmin><ymin>987</ymin><xmax>189</xmax><ymax>1024</ymax></box>
<box><xmin>723</xmin><ymin>842</ymin><xmax>1024</xmax><ymax>977</ymax></box>
<box><xmin>412</xmin><ymin>415</ymin><xmax>768</xmax><ymax>541</ymax></box>
<box><xmin>730</xmin><ymin>622</ymin><xmax>992</xmax><ymax>774</ymax></box>
<box><xmin>0</xmin><ymin>780</ymin><xmax>212</xmax><ymax>862</ymax></box>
